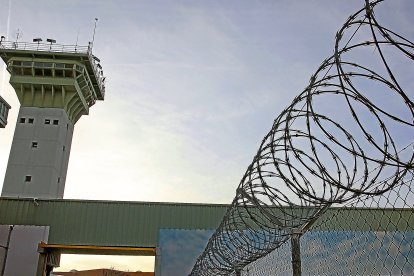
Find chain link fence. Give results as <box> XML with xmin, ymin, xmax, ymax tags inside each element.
<box><xmin>240</xmin><ymin>173</ymin><xmax>414</xmax><ymax>275</ymax></box>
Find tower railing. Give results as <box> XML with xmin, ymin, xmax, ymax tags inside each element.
<box><xmin>0</xmin><ymin>40</ymin><xmax>89</xmax><ymax>54</ymax></box>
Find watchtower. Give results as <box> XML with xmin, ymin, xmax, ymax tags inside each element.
<box><xmin>0</xmin><ymin>39</ymin><xmax>105</xmax><ymax>198</ymax></box>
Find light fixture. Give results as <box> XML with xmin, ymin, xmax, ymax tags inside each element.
<box><xmin>33</xmin><ymin>38</ymin><xmax>42</xmax><ymax>43</ymax></box>
<box><xmin>0</xmin><ymin>36</ymin><xmax>5</xmax><ymax>42</ymax></box>
<box><xmin>46</xmin><ymin>38</ymin><xmax>56</xmax><ymax>50</ymax></box>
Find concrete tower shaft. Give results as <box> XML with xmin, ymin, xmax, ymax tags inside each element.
<box><xmin>0</xmin><ymin>40</ymin><xmax>105</xmax><ymax>199</ymax></box>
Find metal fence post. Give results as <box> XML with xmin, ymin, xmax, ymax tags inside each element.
<box><xmin>291</xmin><ymin>229</ymin><xmax>302</xmax><ymax>276</ymax></box>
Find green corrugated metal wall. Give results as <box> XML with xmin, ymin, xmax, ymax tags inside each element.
<box><xmin>0</xmin><ymin>198</ymin><xmax>227</xmax><ymax>247</ymax></box>
<box><xmin>0</xmin><ymin>198</ymin><xmax>412</xmax><ymax>248</ymax></box>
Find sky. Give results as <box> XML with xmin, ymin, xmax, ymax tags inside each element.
<box><xmin>0</xmin><ymin>0</ymin><xmax>413</xmax><ymax>272</ymax></box>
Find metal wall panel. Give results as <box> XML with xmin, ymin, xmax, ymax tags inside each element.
<box><xmin>0</xmin><ymin>198</ymin><xmax>412</xmax><ymax>248</ymax></box>
<box><xmin>0</xmin><ymin>198</ymin><xmax>227</xmax><ymax>247</ymax></box>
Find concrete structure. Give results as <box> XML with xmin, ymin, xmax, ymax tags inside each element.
<box><xmin>0</xmin><ymin>95</ymin><xmax>11</xmax><ymax>128</ymax></box>
<box><xmin>0</xmin><ymin>39</ymin><xmax>105</xmax><ymax>276</ymax></box>
<box><xmin>0</xmin><ymin>40</ymin><xmax>105</xmax><ymax>199</ymax></box>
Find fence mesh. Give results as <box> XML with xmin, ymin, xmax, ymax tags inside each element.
<box><xmin>241</xmin><ymin>173</ymin><xmax>414</xmax><ymax>275</ymax></box>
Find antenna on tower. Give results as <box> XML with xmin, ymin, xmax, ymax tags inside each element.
<box><xmin>14</xmin><ymin>29</ymin><xmax>22</xmax><ymax>42</ymax></box>
<box><xmin>75</xmin><ymin>28</ymin><xmax>80</xmax><ymax>48</ymax></box>
<box><xmin>12</xmin><ymin>29</ymin><xmax>22</xmax><ymax>49</ymax></box>
<box><xmin>91</xmin><ymin>18</ymin><xmax>98</xmax><ymax>50</ymax></box>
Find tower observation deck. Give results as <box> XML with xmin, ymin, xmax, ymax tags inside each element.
<box><xmin>0</xmin><ymin>39</ymin><xmax>105</xmax><ymax>199</ymax></box>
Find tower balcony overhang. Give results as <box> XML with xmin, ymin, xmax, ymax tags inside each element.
<box><xmin>0</xmin><ymin>40</ymin><xmax>105</xmax><ymax>100</ymax></box>
<box><xmin>0</xmin><ymin>40</ymin><xmax>106</xmax><ymax>123</ymax></box>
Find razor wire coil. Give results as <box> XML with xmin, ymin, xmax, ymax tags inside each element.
<box><xmin>189</xmin><ymin>0</ymin><xmax>414</xmax><ymax>275</ymax></box>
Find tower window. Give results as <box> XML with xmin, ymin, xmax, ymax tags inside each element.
<box><xmin>53</xmin><ymin>119</ymin><xmax>59</xmax><ymax>125</ymax></box>
<box><xmin>20</xmin><ymin>118</ymin><xmax>26</xmax><ymax>123</ymax></box>
<box><xmin>32</xmin><ymin>141</ymin><xmax>38</xmax><ymax>148</ymax></box>
<box><xmin>28</xmin><ymin>118</ymin><xmax>34</xmax><ymax>124</ymax></box>
<box><xmin>25</xmin><ymin>175</ymin><xmax>32</xmax><ymax>182</ymax></box>
<box><xmin>45</xmin><ymin>119</ymin><xmax>50</xmax><ymax>124</ymax></box>
<box><xmin>58</xmin><ymin>177</ymin><xmax>60</xmax><ymax>183</ymax></box>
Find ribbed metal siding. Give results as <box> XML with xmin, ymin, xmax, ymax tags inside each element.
<box><xmin>0</xmin><ymin>198</ymin><xmax>227</xmax><ymax>247</ymax></box>
<box><xmin>312</xmin><ymin>207</ymin><xmax>414</xmax><ymax>231</ymax></box>
<box><xmin>0</xmin><ymin>198</ymin><xmax>412</xmax><ymax>247</ymax></box>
